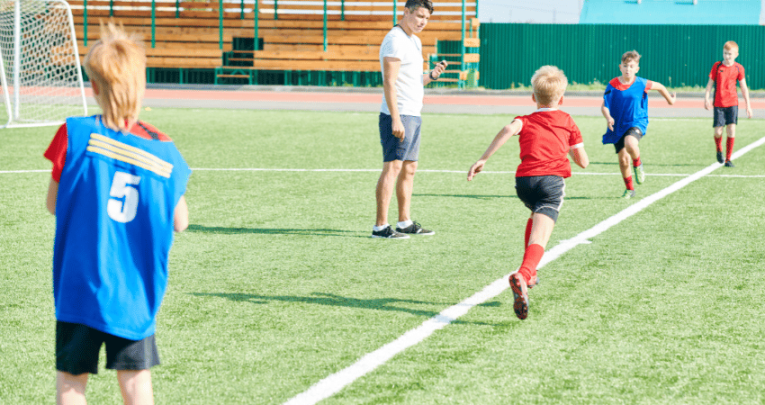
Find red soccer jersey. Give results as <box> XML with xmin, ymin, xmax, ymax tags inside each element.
<box><xmin>710</xmin><ymin>61</ymin><xmax>745</xmax><ymax>107</ymax></box>
<box><xmin>44</xmin><ymin>118</ymin><xmax>172</xmax><ymax>182</ymax></box>
<box><xmin>609</xmin><ymin>77</ymin><xmax>653</xmax><ymax>92</ymax></box>
<box><xmin>514</xmin><ymin>109</ymin><xmax>583</xmax><ymax>178</ymax></box>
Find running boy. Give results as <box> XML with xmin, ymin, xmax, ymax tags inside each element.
<box><xmin>468</xmin><ymin>65</ymin><xmax>589</xmax><ymax>320</ymax></box>
<box><xmin>601</xmin><ymin>50</ymin><xmax>676</xmax><ymax>199</ymax></box>
<box><xmin>704</xmin><ymin>41</ymin><xmax>753</xmax><ymax>167</ymax></box>
<box><xmin>44</xmin><ymin>23</ymin><xmax>191</xmax><ymax>404</ymax></box>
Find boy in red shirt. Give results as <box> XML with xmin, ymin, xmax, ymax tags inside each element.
<box><xmin>704</xmin><ymin>41</ymin><xmax>753</xmax><ymax>167</ymax></box>
<box><xmin>468</xmin><ymin>66</ymin><xmax>589</xmax><ymax>320</ymax></box>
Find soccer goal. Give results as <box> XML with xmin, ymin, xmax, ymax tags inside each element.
<box><xmin>0</xmin><ymin>0</ymin><xmax>87</xmax><ymax>129</ymax></box>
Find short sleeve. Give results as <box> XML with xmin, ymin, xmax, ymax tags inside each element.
<box><xmin>44</xmin><ymin>124</ymin><xmax>68</xmax><ymax>182</ymax></box>
<box><xmin>568</xmin><ymin>119</ymin><xmax>583</xmax><ymax>146</ymax></box>
<box><xmin>644</xmin><ymin>80</ymin><xmax>653</xmax><ymax>92</ymax></box>
<box><xmin>709</xmin><ymin>63</ymin><xmax>719</xmax><ymax>80</ymax></box>
<box><xmin>738</xmin><ymin>64</ymin><xmax>745</xmax><ymax>81</ymax></box>
<box><xmin>380</xmin><ymin>34</ymin><xmax>407</xmax><ymax>61</ymax></box>
<box><xmin>513</xmin><ymin>116</ymin><xmax>526</xmax><ymax>133</ymax></box>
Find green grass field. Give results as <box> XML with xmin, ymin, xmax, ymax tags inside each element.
<box><xmin>2</xmin><ymin>108</ymin><xmax>764</xmax><ymax>404</ymax></box>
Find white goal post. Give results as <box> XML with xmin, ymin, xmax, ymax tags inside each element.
<box><xmin>0</xmin><ymin>0</ymin><xmax>87</xmax><ymax>129</ymax></box>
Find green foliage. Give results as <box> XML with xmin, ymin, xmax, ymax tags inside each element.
<box><xmin>1</xmin><ymin>109</ymin><xmax>764</xmax><ymax>404</ymax></box>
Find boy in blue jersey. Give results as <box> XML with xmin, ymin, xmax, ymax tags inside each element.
<box><xmin>44</xmin><ymin>23</ymin><xmax>191</xmax><ymax>405</ymax></box>
<box><xmin>601</xmin><ymin>50</ymin><xmax>676</xmax><ymax>198</ymax></box>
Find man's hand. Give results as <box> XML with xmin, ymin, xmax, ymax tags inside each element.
<box><xmin>392</xmin><ymin>118</ymin><xmax>405</xmax><ymax>141</ymax></box>
<box><xmin>747</xmin><ymin>107</ymin><xmax>754</xmax><ymax>119</ymax></box>
<box><xmin>606</xmin><ymin>117</ymin><xmax>615</xmax><ymax>131</ymax></box>
<box><xmin>467</xmin><ymin>160</ymin><xmax>486</xmax><ymax>181</ymax></box>
<box><xmin>704</xmin><ymin>98</ymin><xmax>712</xmax><ymax>111</ymax></box>
<box><xmin>667</xmin><ymin>92</ymin><xmax>677</xmax><ymax>105</ymax></box>
<box><xmin>431</xmin><ymin>60</ymin><xmax>448</xmax><ymax>80</ymax></box>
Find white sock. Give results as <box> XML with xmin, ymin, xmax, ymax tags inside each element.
<box><xmin>373</xmin><ymin>224</ymin><xmax>390</xmax><ymax>232</ymax></box>
<box><xmin>397</xmin><ymin>220</ymin><xmax>413</xmax><ymax>229</ymax></box>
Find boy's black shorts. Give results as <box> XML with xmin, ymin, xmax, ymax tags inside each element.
<box><xmin>515</xmin><ymin>175</ymin><xmax>565</xmax><ymax>223</ymax></box>
<box><xmin>713</xmin><ymin>106</ymin><xmax>738</xmax><ymax>127</ymax></box>
<box><xmin>56</xmin><ymin>321</ymin><xmax>160</xmax><ymax>375</ymax></box>
<box><xmin>614</xmin><ymin>127</ymin><xmax>643</xmax><ymax>153</ymax></box>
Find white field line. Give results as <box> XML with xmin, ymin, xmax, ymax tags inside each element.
<box><xmin>3</xmin><ymin>168</ymin><xmax>764</xmax><ymax>178</ymax></box>
<box><xmin>282</xmin><ymin>134</ymin><xmax>765</xmax><ymax>405</ymax></box>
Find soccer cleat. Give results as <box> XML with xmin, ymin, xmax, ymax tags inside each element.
<box><xmin>371</xmin><ymin>226</ymin><xmax>410</xmax><ymax>239</ymax></box>
<box><xmin>620</xmin><ymin>189</ymin><xmax>636</xmax><ymax>199</ymax></box>
<box><xmin>724</xmin><ymin>160</ymin><xmax>735</xmax><ymax>168</ymax></box>
<box><xmin>633</xmin><ymin>164</ymin><xmax>645</xmax><ymax>185</ymax></box>
<box><xmin>396</xmin><ymin>221</ymin><xmax>435</xmax><ymax>235</ymax></box>
<box><xmin>717</xmin><ymin>151</ymin><xmax>724</xmax><ymax>164</ymax></box>
<box><xmin>527</xmin><ymin>274</ymin><xmax>540</xmax><ymax>289</ymax></box>
<box><xmin>509</xmin><ymin>272</ymin><xmax>529</xmax><ymax>320</ymax></box>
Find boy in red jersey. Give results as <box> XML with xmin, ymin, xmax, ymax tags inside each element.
<box><xmin>704</xmin><ymin>41</ymin><xmax>753</xmax><ymax>167</ymax></box>
<box><xmin>467</xmin><ymin>66</ymin><xmax>589</xmax><ymax>320</ymax></box>
<box><xmin>601</xmin><ymin>50</ymin><xmax>676</xmax><ymax>199</ymax></box>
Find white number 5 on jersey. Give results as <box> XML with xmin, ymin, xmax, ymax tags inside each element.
<box><xmin>107</xmin><ymin>171</ymin><xmax>141</xmax><ymax>223</ymax></box>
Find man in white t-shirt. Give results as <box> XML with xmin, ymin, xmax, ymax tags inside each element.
<box><xmin>372</xmin><ymin>0</ymin><xmax>448</xmax><ymax>239</ymax></box>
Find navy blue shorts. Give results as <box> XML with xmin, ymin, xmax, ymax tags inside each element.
<box><xmin>515</xmin><ymin>176</ymin><xmax>566</xmax><ymax>222</ymax></box>
<box><xmin>379</xmin><ymin>113</ymin><xmax>421</xmax><ymax>162</ymax></box>
<box><xmin>614</xmin><ymin>127</ymin><xmax>643</xmax><ymax>154</ymax></box>
<box><xmin>713</xmin><ymin>106</ymin><xmax>738</xmax><ymax>127</ymax></box>
<box><xmin>56</xmin><ymin>321</ymin><xmax>160</xmax><ymax>375</ymax></box>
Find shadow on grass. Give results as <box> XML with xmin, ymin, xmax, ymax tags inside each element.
<box><xmin>414</xmin><ymin>193</ymin><xmax>518</xmax><ymax>200</ymax></box>
<box><xmin>191</xmin><ymin>292</ymin><xmax>503</xmax><ymax>326</ymax></box>
<box><xmin>187</xmin><ymin>224</ymin><xmax>366</xmax><ymax>238</ymax></box>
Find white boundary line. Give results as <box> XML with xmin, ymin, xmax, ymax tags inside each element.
<box><xmin>4</xmin><ymin>168</ymin><xmax>764</xmax><ymax>178</ymax></box>
<box><xmin>282</xmin><ymin>134</ymin><xmax>765</xmax><ymax>405</ymax></box>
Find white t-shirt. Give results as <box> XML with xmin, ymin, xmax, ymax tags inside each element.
<box><xmin>379</xmin><ymin>26</ymin><xmax>424</xmax><ymax>117</ymax></box>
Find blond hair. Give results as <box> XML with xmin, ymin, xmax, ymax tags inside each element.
<box><xmin>724</xmin><ymin>41</ymin><xmax>739</xmax><ymax>51</ymax></box>
<box><xmin>621</xmin><ymin>50</ymin><xmax>641</xmax><ymax>65</ymax></box>
<box><xmin>84</xmin><ymin>22</ymin><xmax>146</xmax><ymax>132</ymax></box>
<box><xmin>531</xmin><ymin>65</ymin><xmax>567</xmax><ymax>106</ymax></box>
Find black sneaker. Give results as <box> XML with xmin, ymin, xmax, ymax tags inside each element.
<box><xmin>717</xmin><ymin>151</ymin><xmax>724</xmax><ymax>164</ymax></box>
<box><xmin>724</xmin><ymin>160</ymin><xmax>735</xmax><ymax>168</ymax></box>
<box><xmin>372</xmin><ymin>226</ymin><xmax>409</xmax><ymax>239</ymax></box>
<box><xmin>396</xmin><ymin>221</ymin><xmax>435</xmax><ymax>235</ymax></box>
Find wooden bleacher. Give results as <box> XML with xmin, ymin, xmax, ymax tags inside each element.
<box><xmin>64</xmin><ymin>0</ymin><xmax>480</xmax><ymax>86</ymax></box>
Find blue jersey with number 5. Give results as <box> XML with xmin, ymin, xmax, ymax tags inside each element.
<box><xmin>52</xmin><ymin>115</ymin><xmax>191</xmax><ymax>340</ymax></box>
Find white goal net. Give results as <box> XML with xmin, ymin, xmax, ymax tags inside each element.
<box><xmin>0</xmin><ymin>0</ymin><xmax>87</xmax><ymax>128</ymax></box>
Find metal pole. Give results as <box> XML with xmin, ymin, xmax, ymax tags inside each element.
<box><xmin>323</xmin><ymin>0</ymin><xmax>327</xmax><ymax>51</ymax></box>
<box><xmin>274</xmin><ymin>0</ymin><xmax>278</xmax><ymax>20</ymax></box>
<box><xmin>12</xmin><ymin>0</ymin><xmax>20</xmax><ymax>120</ymax></box>
<box><xmin>151</xmin><ymin>0</ymin><xmax>156</xmax><ymax>48</ymax></box>
<box><xmin>219</xmin><ymin>0</ymin><xmax>223</xmax><ymax>49</ymax></box>
<box><xmin>83</xmin><ymin>0</ymin><xmax>87</xmax><ymax>46</ymax></box>
<box><xmin>475</xmin><ymin>0</ymin><xmax>478</xmax><ymax>19</ymax></box>
<box><xmin>109</xmin><ymin>0</ymin><xmax>113</xmax><ymax>17</ymax></box>
<box><xmin>254</xmin><ymin>0</ymin><xmax>259</xmax><ymax>50</ymax></box>
<box><xmin>176</xmin><ymin>0</ymin><xmax>179</xmax><ymax>18</ymax></box>
<box><xmin>461</xmin><ymin>0</ymin><xmax>465</xmax><ymax>85</ymax></box>
<box><xmin>341</xmin><ymin>0</ymin><xmax>344</xmax><ymax>21</ymax></box>
<box><xmin>241</xmin><ymin>0</ymin><xmax>244</xmax><ymax>19</ymax></box>
<box><xmin>392</xmin><ymin>0</ymin><xmax>396</xmax><ymax>25</ymax></box>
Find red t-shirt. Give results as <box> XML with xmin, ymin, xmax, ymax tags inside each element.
<box><xmin>44</xmin><ymin>119</ymin><xmax>172</xmax><ymax>182</ymax></box>
<box><xmin>609</xmin><ymin>77</ymin><xmax>653</xmax><ymax>92</ymax></box>
<box><xmin>514</xmin><ymin>109</ymin><xmax>583</xmax><ymax>178</ymax></box>
<box><xmin>709</xmin><ymin>61</ymin><xmax>745</xmax><ymax>108</ymax></box>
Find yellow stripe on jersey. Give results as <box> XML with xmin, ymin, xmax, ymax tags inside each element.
<box><xmin>87</xmin><ymin>134</ymin><xmax>173</xmax><ymax>178</ymax></box>
<box><xmin>89</xmin><ymin>133</ymin><xmax>173</xmax><ymax>171</ymax></box>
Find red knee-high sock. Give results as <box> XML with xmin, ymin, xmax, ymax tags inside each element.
<box><xmin>518</xmin><ymin>244</ymin><xmax>545</xmax><ymax>283</ymax></box>
<box><xmin>726</xmin><ymin>137</ymin><xmax>735</xmax><ymax>162</ymax></box>
<box><xmin>524</xmin><ymin>218</ymin><xmax>533</xmax><ymax>248</ymax></box>
<box><xmin>633</xmin><ymin>156</ymin><xmax>642</xmax><ymax>167</ymax></box>
<box><xmin>715</xmin><ymin>136</ymin><xmax>723</xmax><ymax>153</ymax></box>
<box><xmin>623</xmin><ymin>176</ymin><xmax>634</xmax><ymax>191</ymax></box>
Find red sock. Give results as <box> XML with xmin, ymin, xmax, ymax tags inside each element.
<box><xmin>623</xmin><ymin>176</ymin><xmax>634</xmax><ymax>191</ymax></box>
<box><xmin>524</xmin><ymin>218</ymin><xmax>533</xmax><ymax>248</ymax></box>
<box><xmin>726</xmin><ymin>137</ymin><xmax>735</xmax><ymax>162</ymax></box>
<box><xmin>633</xmin><ymin>156</ymin><xmax>642</xmax><ymax>168</ymax></box>
<box><xmin>714</xmin><ymin>136</ymin><xmax>723</xmax><ymax>153</ymax></box>
<box><xmin>518</xmin><ymin>244</ymin><xmax>544</xmax><ymax>282</ymax></box>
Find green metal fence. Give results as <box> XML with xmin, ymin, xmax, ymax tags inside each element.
<box><xmin>479</xmin><ymin>23</ymin><xmax>765</xmax><ymax>90</ymax></box>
